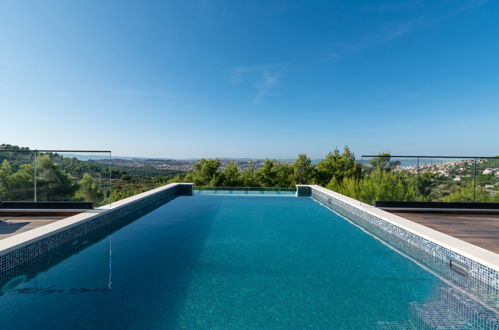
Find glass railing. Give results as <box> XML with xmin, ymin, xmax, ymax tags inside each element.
<box><xmin>359</xmin><ymin>155</ymin><xmax>499</xmax><ymax>205</ymax></box>
<box><xmin>0</xmin><ymin>148</ymin><xmax>112</xmax><ymax>207</ymax></box>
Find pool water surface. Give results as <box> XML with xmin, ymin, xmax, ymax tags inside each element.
<box><xmin>0</xmin><ymin>194</ymin><xmax>444</xmax><ymax>329</ymax></box>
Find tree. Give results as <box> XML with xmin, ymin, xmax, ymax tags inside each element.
<box><xmin>8</xmin><ymin>164</ymin><xmax>35</xmax><ymax>200</ymax></box>
<box><xmin>240</xmin><ymin>162</ymin><xmax>258</xmax><ymax>187</ymax></box>
<box><xmin>442</xmin><ymin>184</ymin><xmax>490</xmax><ymax>202</ymax></box>
<box><xmin>75</xmin><ymin>173</ymin><xmax>104</xmax><ymax>203</ymax></box>
<box><xmin>219</xmin><ymin>162</ymin><xmax>241</xmax><ymax>187</ymax></box>
<box><xmin>275</xmin><ymin>163</ymin><xmax>293</xmax><ymax>187</ymax></box>
<box><xmin>292</xmin><ymin>154</ymin><xmax>313</xmax><ymax>184</ymax></box>
<box><xmin>327</xmin><ymin>176</ymin><xmax>360</xmax><ymax>200</ymax></box>
<box><xmin>416</xmin><ymin>172</ymin><xmax>439</xmax><ymax>201</ymax></box>
<box><xmin>255</xmin><ymin>160</ymin><xmax>278</xmax><ymax>187</ymax></box>
<box><xmin>0</xmin><ymin>160</ymin><xmax>12</xmax><ymax>199</ymax></box>
<box><xmin>166</xmin><ymin>175</ymin><xmax>183</xmax><ymax>184</ymax></box>
<box><xmin>358</xmin><ymin>169</ymin><xmax>416</xmax><ymax>204</ymax></box>
<box><xmin>314</xmin><ymin>147</ymin><xmax>361</xmax><ymax>186</ymax></box>
<box><xmin>191</xmin><ymin>159</ymin><xmax>221</xmax><ymax>186</ymax></box>
<box><xmin>369</xmin><ymin>153</ymin><xmax>401</xmax><ymax>172</ymax></box>
<box><xmin>493</xmin><ymin>189</ymin><xmax>499</xmax><ymax>203</ymax></box>
<box><xmin>0</xmin><ymin>160</ymin><xmax>34</xmax><ymax>200</ymax></box>
<box><xmin>328</xmin><ymin>168</ymin><xmax>418</xmax><ymax>205</ymax></box>
<box><xmin>36</xmin><ymin>154</ymin><xmax>77</xmax><ymax>201</ymax></box>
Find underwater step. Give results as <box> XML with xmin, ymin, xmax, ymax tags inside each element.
<box><xmin>409</xmin><ymin>301</ymin><xmax>473</xmax><ymax>329</ymax></box>
<box><xmin>440</xmin><ymin>287</ymin><xmax>499</xmax><ymax>329</ymax></box>
<box><xmin>376</xmin><ymin>320</ymin><xmax>416</xmax><ymax>329</ymax></box>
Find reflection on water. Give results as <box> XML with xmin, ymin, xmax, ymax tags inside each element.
<box><xmin>0</xmin><ymin>199</ymin><xmax>163</xmax><ymax>296</ymax></box>
<box><xmin>0</xmin><ymin>274</ymin><xmax>27</xmax><ymax>295</ymax></box>
<box><xmin>3</xmin><ymin>238</ymin><xmax>113</xmax><ymax>296</ymax></box>
<box><xmin>7</xmin><ymin>286</ymin><xmax>110</xmax><ymax>295</ymax></box>
<box><xmin>108</xmin><ymin>238</ymin><xmax>112</xmax><ymax>291</ymax></box>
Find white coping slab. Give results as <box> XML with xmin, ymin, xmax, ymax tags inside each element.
<box><xmin>0</xmin><ymin>183</ymin><xmax>185</xmax><ymax>257</ymax></box>
<box><xmin>378</xmin><ymin>207</ymin><xmax>499</xmax><ymax>213</ymax></box>
<box><xmin>309</xmin><ymin>185</ymin><xmax>499</xmax><ymax>273</ymax></box>
<box><xmin>0</xmin><ymin>209</ymin><xmax>91</xmax><ymax>213</ymax></box>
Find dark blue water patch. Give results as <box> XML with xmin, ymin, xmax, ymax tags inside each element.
<box><xmin>0</xmin><ymin>195</ymin><xmax>179</xmax><ymax>295</ymax></box>
<box><xmin>0</xmin><ymin>195</ymin><xmax>445</xmax><ymax>329</ymax></box>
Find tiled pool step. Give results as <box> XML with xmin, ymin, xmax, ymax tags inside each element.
<box><xmin>440</xmin><ymin>287</ymin><xmax>499</xmax><ymax>329</ymax></box>
<box><xmin>408</xmin><ymin>287</ymin><xmax>499</xmax><ymax>329</ymax></box>
<box><xmin>376</xmin><ymin>320</ymin><xmax>415</xmax><ymax>329</ymax></box>
<box><xmin>409</xmin><ymin>301</ymin><xmax>473</xmax><ymax>329</ymax></box>
<box><xmin>378</xmin><ymin>287</ymin><xmax>499</xmax><ymax>329</ymax></box>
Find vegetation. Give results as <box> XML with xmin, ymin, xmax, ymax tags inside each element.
<box><xmin>326</xmin><ymin>155</ymin><xmax>499</xmax><ymax>204</ymax></box>
<box><xmin>1</xmin><ymin>144</ymin><xmax>498</xmax><ymax>205</ymax></box>
<box><xmin>185</xmin><ymin>148</ymin><xmax>498</xmax><ymax>204</ymax></box>
<box><xmin>0</xmin><ymin>144</ymin><xmax>182</xmax><ymax>205</ymax></box>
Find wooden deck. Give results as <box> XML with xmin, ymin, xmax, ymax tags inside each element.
<box><xmin>392</xmin><ymin>211</ymin><xmax>499</xmax><ymax>254</ymax></box>
<box><xmin>0</xmin><ymin>216</ymin><xmax>66</xmax><ymax>240</ymax></box>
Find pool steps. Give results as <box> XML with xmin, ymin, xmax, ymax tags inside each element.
<box><xmin>409</xmin><ymin>287</ymin><xmax>499</xmax><ymax>329</ymax></box>
<box><xmin>379</xmin><ymin>287</ymin><xmax>499</xmax><ymax>329</ymax></box>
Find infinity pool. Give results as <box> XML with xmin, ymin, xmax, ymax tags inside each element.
<box><xmin>0</xmin><ymin>194</ymin><xmax>445</xmax><ymax>329</ymax></box>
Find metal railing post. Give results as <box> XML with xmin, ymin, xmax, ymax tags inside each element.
<box><xmin>416</xmin><ymin>156</ymin><xmax>420</xmax><ymax>201</ymax></box>
<box><xmin>34</xmin><ymin>150</ymin><xmax>37</xmax><ymax>202</ymax></box>
<box><xmin>473</xmin><ymin>157</ymin><xmax>477</xmax><ymax>202</ymax></box>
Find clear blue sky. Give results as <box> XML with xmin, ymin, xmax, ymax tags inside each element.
<box><xmin>1</xmin><ymin>0</ymin><xmax>498</xmax><ymax>158</ymax></box>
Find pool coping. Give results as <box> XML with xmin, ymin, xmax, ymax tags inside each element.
<box><xmin>304</xmin><ymin>185</ymin><xmax>499</xmax><ymax>272</ymax></box>
<box><xmin>0</xmin><ymin>183</ymin><xmax>193</xmax><ymax>259</ymax></box>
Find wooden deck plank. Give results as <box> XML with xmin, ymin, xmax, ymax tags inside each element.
<box><xmin>0</xmin><ymin>216</ymin><xmax>66</xmax><ymax>240</ymax></box>
<box><xmin>392</xmin><ymin>212</ymin><xmax>499</xmax><ymax>254</ymax></box>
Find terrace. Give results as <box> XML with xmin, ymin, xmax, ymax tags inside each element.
<box><xmin>390</xmin><ymin>211</ymin><xmax>499</xmax><ymax>253</ymax></box>
<box><xmin>360</xmin><ymin>155</ymin><xmax>499</xmax><ymax>254</ymax></box>
<box><xmin>0</xmin><ymin>216</ymin><xmax>65</xmax><ymax>240</ymax></box>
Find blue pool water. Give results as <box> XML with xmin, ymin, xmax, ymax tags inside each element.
<box><xmin>194</xmin><ymin>189</ymin><xmax>296</xmax><ymax>196</ymax></box>
<box><xmin>0</xmin><ymin>194</ymin><xmax>444</xmax><ymax>329</ymax></box>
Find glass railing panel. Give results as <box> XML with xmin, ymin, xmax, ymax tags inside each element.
<box><xmin>358</xmin><ymin>155</ymin><xmax>499</xmax><ymax>205</ymax></box>
<box><xmin>475</xmin><ymin>157</ymin><xmax>499</xmax><ymax>203</ymax></box>
<box><xmin>0</xmin><ymin>149</ymin><xmax>36</xmax><ymax>201</ymax></box>
<box><xmin>416</xmin><ymin>157</ymin><xmax>473</xmax><ymax>202</ymax></box>
<box><xmin>359</xmin><ymin>155</ymin><xmax>418</xmax><ymax>206</ymax></box>
<box><xmin>36</xmin><ymin>151</ymin><xmax>112</xmax><ymax>207</ymax></box>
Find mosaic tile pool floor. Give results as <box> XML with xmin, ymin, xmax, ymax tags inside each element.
<box><xmin>0</xmin><ymin>194</ymin><xmax>494</xmax><ymax>329</ymax></box>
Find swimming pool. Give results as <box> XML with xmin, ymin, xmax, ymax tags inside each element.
<box><xmin>0</xmin><ymin>192</ymin><xmax>497</xmax><ymax>329</ymax></box>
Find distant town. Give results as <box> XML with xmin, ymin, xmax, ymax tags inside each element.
<box><xmin>99</xmin><ymin>157</ymin><xmax>499</xmax><ymax>179</ymax></box>
<box><xmin>395</xmin><ymin>159</ymin><xmax>499</xmax><ymax>177</ymax></box>
<box><xmin>96</xmin><ymin>158</ymin><xmax>294</xmax><ymax>172</ymax></box>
